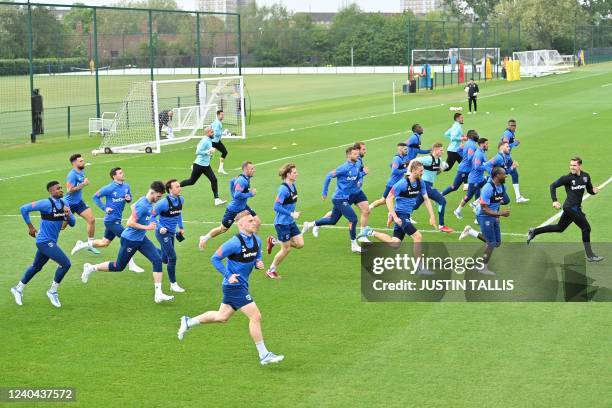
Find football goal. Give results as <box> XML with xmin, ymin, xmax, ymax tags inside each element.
<box><xmin>93</xmin><ymin>76</ymin><xmax>245</xmax><ymax>154</ymax></box>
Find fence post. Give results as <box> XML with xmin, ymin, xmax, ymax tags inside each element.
<box><xmin>237</xmin><ymin>13</ymin><xmax>242</xmax><ymax>76</ymax></box>
<box><xmin>93</xmin><ymin>7</ymin><xmax>100</xmax><ymax>118</ymax></box>
<box><xmin>28</xmin><ymin>3</ymin><xmax>35</xmax><ymax>141</ymax></box>
<box><xmin>67</xmin><ymin>106</ymin><xmax>71</xmax><ymax>138</ymax></box>
<box><xmin>196</xmin><ymin>13</ymin><xmax>201</xmax><ymax>78</ymax></box>
<box><xmin>406</xmin><ymin>16</ymin><xmax>411</xmax><ymax>80</ymax></box>
<box><xmin>517</xmin><ymin>20</ymin><xmax>521</xmax><ymax>52</ymax></box>
<box><xmin>573</xmin><ymin>21</ymin><xmax>577</xmax><ymax>65</ymax></box>
<box><xmin>148</xmin><ymin>9</ymin><xmax>154</xmax><ymax>81</ymax></box>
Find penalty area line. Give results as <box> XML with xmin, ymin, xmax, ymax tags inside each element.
<box><xmin>536</xmin><ymin>175</ymin><xmax>612</xmax><ymax>228</ymax></box>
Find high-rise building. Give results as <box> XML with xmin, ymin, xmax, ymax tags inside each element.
<box><xmin>198</xmin><ymin>0</ymin><xmax>237</xmax><ymax>14</ymax></box>
<box><xmin>401</xmin><ymin>0</ymin><xmax>443</xmax><ymax>15</ymax></box>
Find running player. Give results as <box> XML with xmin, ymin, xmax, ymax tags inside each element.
<box><xmin>459</xmin><ymin>167</ymin><xmax>511</xmax><ymax>274</ymax></box>
<box><xmin>199</xmin><ymin>161</ymin><xmax>260</xmax><ymax>250</ymax></box>
<box><xmin>501</xmin><ymin>119</ymin><xmax>529</xmax><ymax>203</ymax></box>
<box><xmin>413</xmin><ymin>142</ymin><xmax>454</xmax><ymax>233</ymax></box>
<box><xmin>179</xmin><ymin>126</ymin><xmax>227</xmax><ymax>207</ymax></box>
<box><xmin>177</xmin><ymin>212</ymin><xmax>284</xmax><ymax>366</ymax></box>
<box><xmin>442</xmin><ymin>129</ymin><xmax>479</xmax><ymax>197</ymax></box>
<box><xmin>211</xmin><ymin>110</ymin><xmax>229</xmax><ymax>174</ymax></box>
<box><xmin>369</xmin><ymin>143</ymin><xmax>410</xmax><ymax>210</ymax></box>
<box><xmin>358</xmin><ymin>161</ymin><xmax>437</xmax><ymax>274</ymax></box>
<box><xmin>526</xmin><ymin>157</ymin><xmax>603</xmax><ymax>262</ymax></box>
<box><xmin>66</xmin><ymin>154</ymin><xmax>99</xmax><ymax>254</ymax></box>
<box><xmin>266</xmin><ymin>163</ymin><xmax>303</xmax><ymax>279</ymax></box>
<box><xmin>81</xmin><ymin>181</ymin><xmax>175</xmax><ymax>304</ymax></box>
<box><xmin>302</xmin><ymin>146</ymin><xmax>362</xmax><ymax>253</ymax></box>
<box><xmin>155</xmin><ymin>179</ymin><xmax>187</xmax><ymax>293</ymax></box>
<box><xmin>72</xmin><ymin>167</ymin><xmax>144</xmax><ymax>273</ymax></box>
<box><xmin>350</xmin><ymin>141</ymin><xmax>371</xmax><ymax>238</ymax></box>
<box><xmin>11</xmin><ymin>181</ymin><xmax>76</xmax><ymax>307</ymax></box>
<box><xmin>407</xmin><ymin>124</ymin><xmax>431</xmax><ymax>160</ymax></box>
<box><xmin>444</xmin><ymin>112</ymin><xmax>464</xmax><ymax>171</ymax></box>
<box><xmin>453</xmin><ymin>137</ymin><xmax>489</xmax><ymax>219</ymax></box>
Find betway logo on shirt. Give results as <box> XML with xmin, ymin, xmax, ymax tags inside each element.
<box><xmin>111</xmin><ymin>197</ymin><xmax>125</xmax><ymax>203</ymax></box>
<box><xmin>570</xmin><ymin>184</ymin><xmax>586</xmax><ymax>191</ymax></box>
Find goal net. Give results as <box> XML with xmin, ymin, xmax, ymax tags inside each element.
<box><xmin>512</xmin><ymin>50</ymin><xmax>571</xmax><ymax>77</ymax></box>
<box><xmin>94</xmin><ymin>76</ymin><xmax>246</xmax><ymax>154</ymax></box>
<box><xmin>212</xmin><ymin>56</ymin><xmax>239</xmax><ymax>68</ymax></box>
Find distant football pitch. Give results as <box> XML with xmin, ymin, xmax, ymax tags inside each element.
<box><xmin>1</xmin><ymin>63</ymin><xmax>611</xmax><ymax>407</ymax></box>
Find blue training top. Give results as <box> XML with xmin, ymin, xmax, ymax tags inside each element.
<box><xmin>468</xmin><ymin>148</ymin><xmax>488</xmax><ymax>183</ymax></box>
<box><xmin>20</xmin><ymin>197</ymin><xmax>76</xmax><ymax>243</ymax></box>
<box><xmin>121</xmin><ymin>196</ymin><xmax>155</xmax><ymax>242</ymax></box>
<box><xmin>477</xmin><ymin>181</ymin><xmax>510</xmax><ymax>216</ymax></box>
<box><xmin>92</xmin><ymin>182</ymin><xmax>132</xmax><ymax>223</ymax></box>
<box><xmin>391</xmin><ymin>177</ymin><xmax>427</xmax><ymax>215</ymax></box>
<box><xmin>274</xmin><ymin>182</ymin><xmax>298</xmax><ymax>225</ymax></box>
<box><xmin>322</xmin><ymin>160</ymin><xmax>360</xmax><ymax>200</ymax></box>
<box><xmin>155</xmin><ymin>195</ymin><xmax>184</xmax><ymax>234</ymax></box>
<box><xmin>386</xmin><ymin>153</ymin><xmax>410</xmax><ymax>187</ymax></box>
<box><xmin>227</xmin><ymin>174</ymin><xmax>253</xmax><ymax>212</ymax></box>
<box><xmin>501</xmin><ymin>129</ymin><xmax>520</xmax><ymax>150</ymax></box>
<box><xmin>407</xmin><ymin>132</ymin><xmax>431</xmax><ymax>160</ymax></box>
<box><xmin>457</xmin><ymin>139</ymin><xmax>478</xmax><ymax>173</ymax></box>
<box><xmin>65</xmin><ymin>168</ymin><xmax>86</xmax><ymax>205</ymax></box>
<box><xmin>211</xmin><ymin>232</ymin><xmax>262</xmax><ymax>290</ymax></box>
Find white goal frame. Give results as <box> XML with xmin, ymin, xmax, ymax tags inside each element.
<box><xmin>94</xmin><ymin>76</ymin><xmax>246</xmax><ymax>154</ymax></box>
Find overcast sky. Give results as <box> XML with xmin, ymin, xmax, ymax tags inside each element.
<box><xmin>46</xmin><ymin>0</ymin><xmax>401</xmax><ymax>13</ymax></box>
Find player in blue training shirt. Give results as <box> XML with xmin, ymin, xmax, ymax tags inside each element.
<box><xmin>154</xmin><ymin>179</ymin><xmax>186</xmax><ymax>293</ymax></box>
<box><xmin>211</xmin><ymin>110</ymin><xmax>229</xmax><ymax>174</ymax></box>
<box><xmin>406</xmin><ymin>123</ymin><xmax>431</xmax><ymax>160</ymax></box>
<box><xmin>443</xmin><ymin>112</ymin><xmax>464</xmax><ymax>171</ymax></box>
<box><xmin>265</xmin><ymin>163</ymin><xmax>304</xmax><ymax>279</ymax></box>
<box><xmin>453</xmin><ymin>137</ymin><xmax>489</xmax><ymax>219</ymax></box>
<box><xmin>11</xmin><ymin>181</ymin><xmax>76</xmax><ymax>308</ymax></box>
<box><xmin>71</xmin><ymin>167</ymin><xmax>144</xmax><ymax>273</ymax></box>
<box><xmin>199</xmin><ymin>161</ymin><xmax>261</xmax><ymax>250</ymax></box>
<box><xmin>81</xmin><ymin>181</ymin><xmax>175</xmax><ymax>304</ymax></box>
<box><xmin>413</xmin><ymin>142</ymin><xmax>454</xmax><ymax>233</ymax></box>
<box><xmin>459</xmin><ymin>167</ymin><xmax>511</xmax><ymax>274</ymax></box>
<box><xmin>65</xmin><ymin>153</ymin><xmax>99</xmax><ymax>254</ymax></box>
<box><xmin>358</xmin><ymin>161</ymin><xmax>438</xmax><ymax>274</ymax></box>
<box><xmin>177</xmin><ymin>212</ymin><xmax>284</xmax><ymax>366</ymax></box>
<box><xmin>369</xmin><ymin>143</ymin><xmax>409</xmax><ymax>211</ymax></box>
<box><xmin>500</xmin><ymin>119</ymin><xmax>529</xmax><ymax>203</ymax></box>
<box><xmin>319</xmin><ymin>142</ymin><xmax>372</xmax><ymax>240</ymax></box>
<box><xmin>442</xmin><ymin>129</ymin><xmax>479</xmax><ymax>197</ymax></box>
<box><xmin>302</xmin><ymin>146</ymin><xmax>363</xmax><ymax>253</ymax></box>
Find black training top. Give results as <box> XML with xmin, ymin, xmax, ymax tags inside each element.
<box><xmin>550</xmin><ymin>171</ymin><xmax>595</xmax><ymax>209</ymax></box>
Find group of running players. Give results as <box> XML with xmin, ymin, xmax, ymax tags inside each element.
<box><xmin>10</xmin><ymin>109</ymin><xmax>603</xmax><ymax>365</ymax></box>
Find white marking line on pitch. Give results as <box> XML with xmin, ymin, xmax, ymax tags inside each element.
<box><xmin>601</xmin><ymin>83</ymin><xmax>612</xmax><ymax>87</ymax></box>
<box><xmin>2</xmin><ymin>69</ymin><xmax>606</xmax><ymax>183</ymax></box>
<box><xmin>0</xmin><ymin>214</ymin><xmax>526</xmax><ymax>237</ymax></box>
<box><xmin>536</xmin><ymin>175</ymin><xmax>612</xmax><ymax>227</ymax></box>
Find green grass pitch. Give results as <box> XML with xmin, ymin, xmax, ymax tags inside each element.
<box><xmin>1</xmin><ymin>63</ymin><xmax>611</xmax><ymax>407</ymax></box>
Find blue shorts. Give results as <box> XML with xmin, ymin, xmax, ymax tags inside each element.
<box><xmin>104</xmin><ymin>221</ymin><xmax>125</xmax><ymax>241</ymax></box>
<box><xmin>392</xmin><ymin>212</ymin><xmax>418</xmax><ymax>240</ymax></box>
<box><xmin>222</xmin><ymin>205</ymin><xmax>256</xmax><ymax>229</ymax></box>
<box><xmin>275</xmin><ymin>222</ymin><xmax>301</xmax><ymax>242</ymax></box>
<box><xmin>109</xmin><ymin>236</ymin><xmax>162</xmax><ymax>272</ymax></box>
<box><xmin>477</xmin><ymin>215</ymin><xmax>501</xmax><ymax>247</ymax></box>
<box><xmin>382</xmin><ymin>185</ymin><xmax>393</xmax><ymax>199</ymax></box>
<box><xmin>69</xmin><ymin>200</ymin><xmax>89</xmax><ymax>215</ymax></box>
<box><xmin>348</xmin><ymin>190</ymin><xmax>368</xmax><ymax>205</ymax></box>
<box><xmin>222</xmin><ymin>285</ymin><xmax>253</xmax><ymax>311</ymax></box>
<box><xmin>465</xmin><ymin>180</ymin><xmax>486</xmax><ymax>201</ymax></box>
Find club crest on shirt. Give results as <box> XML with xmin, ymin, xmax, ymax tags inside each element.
<box><xmin>572</xmin><ymin>180</ymin><xmax>576</xmax><ymax>185</ymax></box>
<box><xmin>583</xmin><ymin>177</ymin><xmax>588</xmax><ymax>183</ymax></box>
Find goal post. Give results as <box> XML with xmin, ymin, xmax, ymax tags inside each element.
<box><xmin>94</xmin><ymin>76</ymin><xmax>246</xmax><ymax>155</ymax></box>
